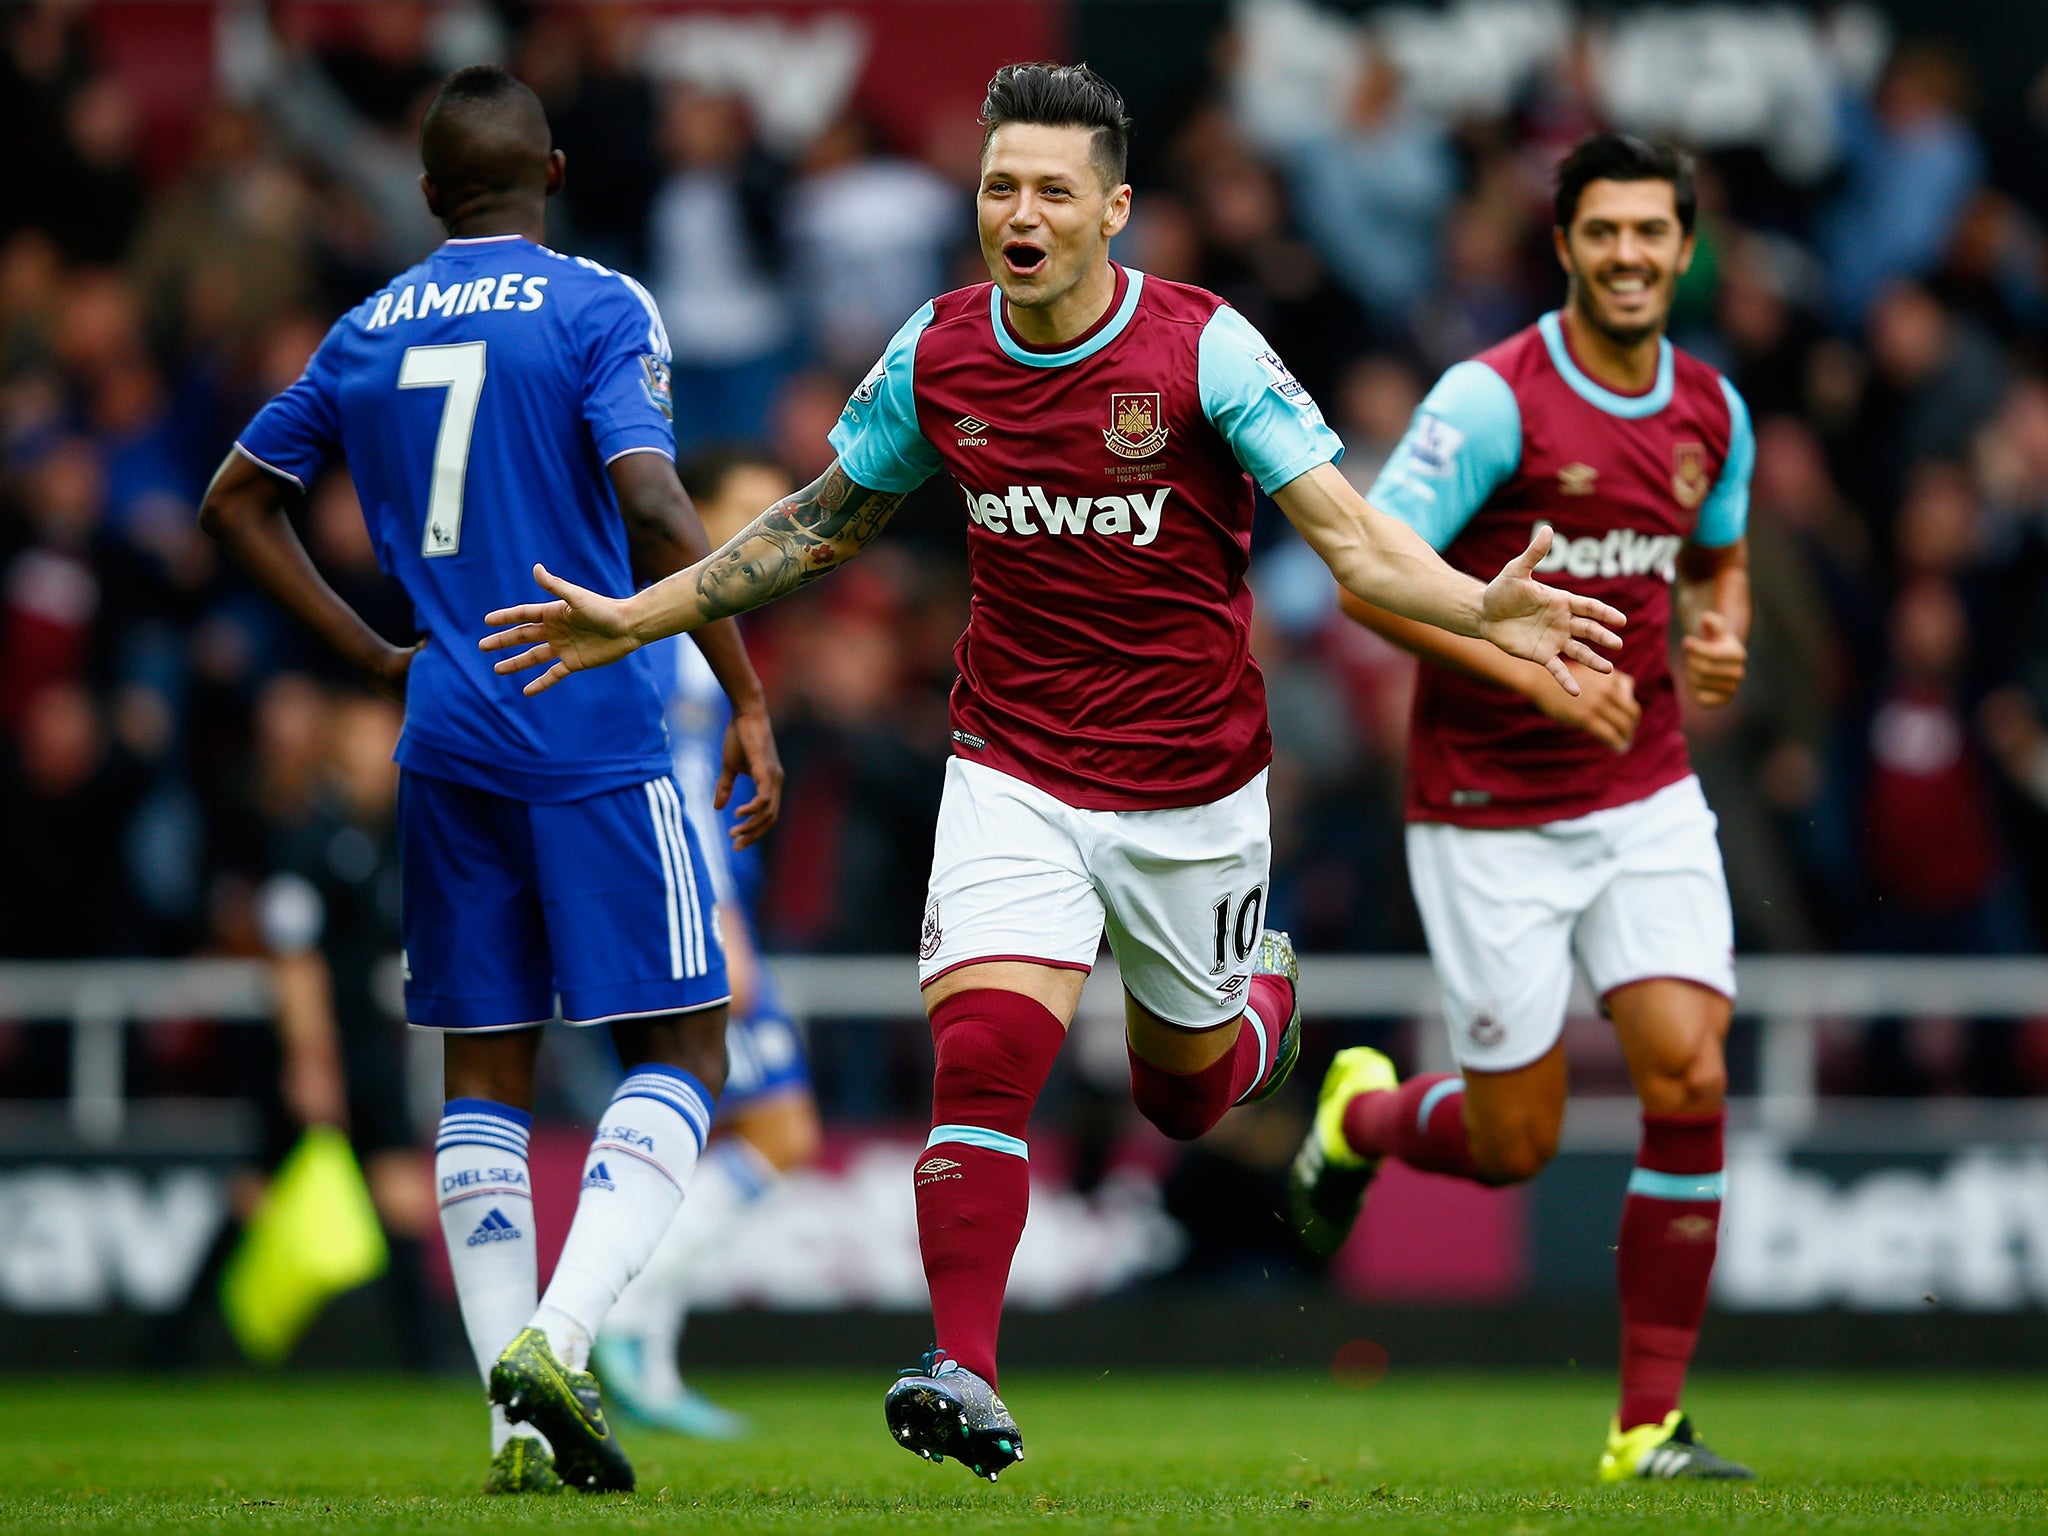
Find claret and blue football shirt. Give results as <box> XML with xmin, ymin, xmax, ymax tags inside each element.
<box><xmin>236</xmin><ymin>234</ymin><xmax>678</xmax><ymax>802</ymax></box>
<box><xmin>1367</xmin><ymin>311</ymin><xmax>1754</xmax><ymax>827</ymax></box>
<box><xmin>826</xmin><ymin>264</ymin><xmax>1344</xmax><ymax>811</ymax></box>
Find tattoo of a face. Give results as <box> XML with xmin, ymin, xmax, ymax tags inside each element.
<box><xmin>694</xmin><ymin>464</ymin><xmax>904</xmax><ymax>620</ymax></box>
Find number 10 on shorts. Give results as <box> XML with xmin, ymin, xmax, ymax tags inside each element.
<box><xmin>1211</xmin><ymin>886</ymin><xmax>1265</xmax><ymax>974</ymax></box>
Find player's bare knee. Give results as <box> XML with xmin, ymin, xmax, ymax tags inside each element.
<box><xmin>1473</xmin><ymin>1132</ymin><xmax>1555</xmax><ymax>1185</ymax></box>
<box><xmin>616</xmin><ymin>1009</ymin><xmax>730</xmax><ymax>1095</ymax></box>
<box><xmin>1642</xmin><ymin>1049</ymin><xmax>1726</xmax><ymax>1116</ymax></box>
<box><xmin>1469</xmin><ymin>1110</ymin><xmax>1560</xmax><ymax>1185</ymax></box>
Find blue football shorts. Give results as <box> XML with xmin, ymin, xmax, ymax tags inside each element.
<box><xmin>399</xmin><ymin>769</ymin><xmax>729</xmax><ymax>1031</ymax></box>
<box><xmin>720</xmin><ymin>984</ymin><xmax>811</xmax><ymax>1115</ymax></box>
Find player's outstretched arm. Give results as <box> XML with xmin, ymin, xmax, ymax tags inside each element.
<box><xmin>198</xmin><ymin>449</ymin><xmax>423</xmax><ymax>699</ymax></box>
<box><xmin>1272</xmin><ymin>462</ymin><xmax>1624</xmax><ymax>697</ymax></box>
<box><xmin>610</xmin><ymin>452</ymin><xmax>783</xmax><ymax>849</ymax></box>
<box><xmin>481</xmin><ymin>458</ymin><xmax>904</xmax><ymax>696</ymax></box>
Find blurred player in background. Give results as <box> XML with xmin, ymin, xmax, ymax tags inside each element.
<box><xmin>200</xmin><ymin>66</ymin><xmax>782</xmax><ymax>1495</ymax></box>
<box><xmin>482</xmin><ymin>62</ymin><xmax>1620</xmax><ymax>1481</ymax></box>
<box><xmin>1289</xmin><ymin>134</ymin><xmax>1755</xmax><ymax>1481</ymax></box>
<box><xmin>594</xmin><ymin>448</ymin><xmax>822</xmax><ymax>1438</ymax></box>
<box><xmin>258</xmin><ymin>689</ymin><xmax>437</xmax><ymax>1365</ymax></box>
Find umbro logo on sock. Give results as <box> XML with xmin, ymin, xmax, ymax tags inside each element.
<box><xmin>466</xmin><ymin>1207</ymin><xmax>521</xmax><ymax>1246</ymax></box>
<box><xmin>583</xmin><ymin>1161</ymin><xmax>617</xmax><ymax>1191</ymax></box>
<box><xmin>917</xmin><ymin>1156</ymin><xmax>961</xmax><ymax>1176</ymax></box>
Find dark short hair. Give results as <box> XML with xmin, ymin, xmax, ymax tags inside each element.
<box><xmin>420</xmin><ymin>65</ymin><xmax>548</xmax><ymax>185</ymax></box>
<box><xmin>980</xmin><ymin>62</ymin><xmax>1131</xmax><ymax>188</ymax></box>
<box><xmin>1554</xmin><ymin>132</ymin><xmax>1696</xmax><ymax>235</ymax></box>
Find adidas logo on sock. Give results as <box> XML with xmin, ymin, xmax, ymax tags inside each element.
<box><xmin>582</xmin><ymin>1161</ymin><xmax>616</xmax><ymax>1191</ymax></box>
<box><xmin>466</xmin><ymin>1207</ymin><xmax>521</xmax><ymax>1247</ymax></box>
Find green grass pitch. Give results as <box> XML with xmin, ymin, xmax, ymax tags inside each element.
<box><xmin>2</xmin><ymin>1372</ymin><xmax>2044</xmax><ymax>1533</ymax></box>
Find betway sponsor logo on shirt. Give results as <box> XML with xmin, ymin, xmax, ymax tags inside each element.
<box><xmin>961</xmin><ymin>484</ymin><xmax>1168</xmax><ymax>545</ymax></box>
<box><xmin>1532</xmin><ymin>520</ymin><xmax>1681</xmax><ymax>583</ymax></box>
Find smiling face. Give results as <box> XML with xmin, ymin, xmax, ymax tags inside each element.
<box><xmin>977</xmin><ymin>122</ymin><xmax>1130</xmax><ymax>314</ymax></box>
<box><xmin>1554</xmin><ymin>177</ymin><xmax>1694</xmax><ymax>348</ymax></box>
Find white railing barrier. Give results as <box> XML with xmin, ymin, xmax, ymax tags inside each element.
<box><xmin>1</xmin><ymin>957</ymin><xmax>2042</xmax><ymax>1144</ymax></box>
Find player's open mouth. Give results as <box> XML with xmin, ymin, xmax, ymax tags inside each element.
<box><xmin>1003</xmin><ymin>242</ymin><xmax>1047</xmax><ymax>275</ymax></box>
<box><xmin>1600</xmin><ymin>271</ymin><xmax>1654</xmax><ymax>303</ymax></box>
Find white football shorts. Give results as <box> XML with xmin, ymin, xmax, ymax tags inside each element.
<box><xmin>919</xmin><ymin>758</ymin><xmax>1272</xmax><ymax>1028</ymax></box>
<box><xmin>1405</xmin><ymin>774</ymin><xmax>1736</xmax><ymax>1073</ymax></box>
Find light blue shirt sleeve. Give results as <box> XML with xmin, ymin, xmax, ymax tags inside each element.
<box><xmin>1197</xmin><ymin>306</ymin><xmax>1344</xmax><ymax>494</ymax></box>
<box><xmin>1365</xmin><ymin>360</ymin><xmax>1521</xmax><ymax>550</ymax></box>
<box><xmin>1693</xmin><ymin>377</ymin><xmax>1753</xmax><ymax>548</ymax></box>
<box><xmin>827</xmin><ymin>301</ymin><xmax>943</xmax><ymax>494</ymax></box>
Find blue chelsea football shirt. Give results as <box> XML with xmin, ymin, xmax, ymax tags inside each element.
<box><xmin>236</xmin><ymin>235</ymin><xmax>677</xmax><ymax>802</ymax></box>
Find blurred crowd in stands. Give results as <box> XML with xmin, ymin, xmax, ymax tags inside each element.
<box><xmin>5</xmin><ymin>1</ymin><xmax>2048</xmax><ymax>1104</ymax></box>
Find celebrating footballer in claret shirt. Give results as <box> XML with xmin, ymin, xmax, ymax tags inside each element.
<box><xmin>201</xmin><ymin>67</ymin><xmax>784</xmax><ymax>1497</ymax></box>
<box><xmin>482</xmin><ymin>62</ymin><xmax>1623</xmax><ymax>1480</ymax></box>
<box><xmin>1288</xmin><ymin>134</ymin><xmax>1758</xmax><ymax>1482</ymax></box>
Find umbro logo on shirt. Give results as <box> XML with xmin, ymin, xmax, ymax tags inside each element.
<box><xmin>955</xmin><ymin>415</ymin><xmax>991</xmax><ymax>446</ymax></box>
<box><xmin>467</xmin><ymin>1207</ymin><xmax>522</xmax><ymax>1246</ymax></box>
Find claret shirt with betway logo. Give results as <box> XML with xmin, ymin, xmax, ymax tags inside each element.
<box><xmin>830</xmin><ymin>264</ymin><xmax>1342</xmax><ymax>810</ymax></box>
<box><xmin>234</xmin><ymin>235</ymin><xmax>679</xmax><ymax>802</ymax></box>
<box><xmin>1369</xmin><ymin>312</ymin><xmax>1754</xmax><ymax>828</ymax></box>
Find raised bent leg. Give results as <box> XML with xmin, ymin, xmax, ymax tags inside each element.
<box><xmin>1122</xmin><ymin>956</ymin><xmax>1296</xmax><ymax>1141</ymax></box>
<box><xmin>1342</xmin><ymin>1042</ymin><xmax>1567</xmax><ymax>1185</ymax></box>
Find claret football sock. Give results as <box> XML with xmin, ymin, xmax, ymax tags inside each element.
<box><xmin>531</xmin><ymin>1065</ymin><xmax>715</xmax><ymax>1371</ymax></box>
<box><xmin>916</xmin><ymin>989</ymin><xmax>1067</xmax><ymax>1387</ymax></box>
<box><xmin>1127</xmin><ymin>972</ymin><xmax>1294</xmax><ymax>1141</ymax></box>
<box><xmin>1617</xmin><ymin>1110</ymin><xmax>1725</xmax><ymax>1431</ymax></box>
<box><xmin>1340</xmin><ymin>1072</ymin><xmax>1483</xmax><ymax>1180</ymax></box>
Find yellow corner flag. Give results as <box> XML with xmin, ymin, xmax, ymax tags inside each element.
<box><xmin>221</xmin><ymin>1126</ymin><xmax>389</xmax><ymax>1364</ymax></box>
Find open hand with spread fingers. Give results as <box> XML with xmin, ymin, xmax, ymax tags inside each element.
<box><xmin>1477</xmin><ymin>525</ymin><xmax>1627</xmax><ymax>696</ymax></box>
<box><xmin>480</xmin><ymin>564</ymin><xmax>642</xmax><ymax>696</ymax></box>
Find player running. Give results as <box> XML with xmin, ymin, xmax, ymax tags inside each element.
<box><xmin>594</xmin><ymin>448</ymin><xmax>822</xmax><ymax>1438</ymax></box>
<box><xmin>479</xmin><ymin>63</ymin><xmax>1621</xmax><ymax>1482</ymax></box>
<box><xmin>199</xmin><ymin>67</ymin><xmax>781</xmax><ymax>1495</ymax></box>
<box><xmin>1287</xmin><ymin>134</ymin><xmax>1755</xmax><ymax>1481</ymax></box>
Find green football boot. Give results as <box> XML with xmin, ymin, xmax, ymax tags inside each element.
<box><xmin>1600</xmin><ymin>1411</ymin><xmax>1755</xmax><ymax>1481</ymax></box>
<box><xmin>1285</xmin><ymin>1045</ymin><xmax>1398</xmax><ymax>1256</ymax></box>
<box><xmin>1238</xmin><ymin>929</ymin><xmax>1304</xmax><ymax>1103</ymax></box>
<box><xmin>489</xmin><ymin>1326</ymin><xmax>634</xmax><ymax>1493</ymax></box>
<box><xmin>481</xmin><ymin>1433</ymin><xmax>562</xmax><ymax>1495</ymax></box>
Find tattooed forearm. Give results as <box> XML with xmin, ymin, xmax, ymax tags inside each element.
<box><xmin>692</xmin><ymin>462</ymin><xmax>905</xmax><ymax>621</ymax></box>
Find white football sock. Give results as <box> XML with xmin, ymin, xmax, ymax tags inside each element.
<box><xmin>603</xmin><ymin>1136</ymin><xmax>778</xmax><ymax>1398</ymax></box>
<box><xmin>435</xmin><ymin>1097</ymin><xmax>545</xmax><ymax>1451</ymax></box>
<box><xmin>532</xmin><ymin>1065</ymin><xmax>714</xmax><ymax>1371</ymax></box>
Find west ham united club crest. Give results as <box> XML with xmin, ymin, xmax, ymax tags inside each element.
<box><xmin>1671</xmin><ymin>442</ymin><xmax>1709</xmax><ymax>509</ymax></box>
<box><xmin>1104</xmin><ymin>392</ymin><xmax>1169</xmax><ymax>459</ymax></box>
